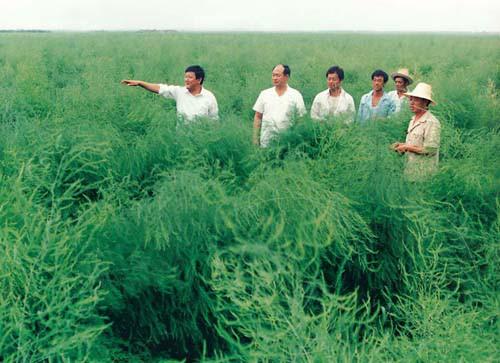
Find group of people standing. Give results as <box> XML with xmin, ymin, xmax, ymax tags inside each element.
<box><xmin>121</xmin><ymin>63</ymin><xmax>440</xmax><ymax>179</ymax></box>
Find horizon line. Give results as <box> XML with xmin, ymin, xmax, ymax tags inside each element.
<box><xmin>1</xmin><ymin>28</ymin><xmax>499</xmax><ymax>34</ymax></box>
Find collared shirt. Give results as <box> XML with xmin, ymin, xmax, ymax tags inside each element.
<box><xmin>253</xmin><ymin>86</ymin><xmax>306</xmax><ymax>147</ymax></box>
<box><xmin>387</xmin><ymin>90</ymin><xmax>408</xmax><ymax>113</ymax></box>
<box><xmin>158</xmin><ymin>84</ymin><xmax>218</xmax><ymax>122</ymax></box>
<box><xmin>310</xmin><ymin>88</ymin><xmax>356</xmax><ymax>123</ymax></box>
<box><xmin>404</xmin><ymin>110</ymin><xmax>441</xmax><ymax>179</ymax></box>
<box><xmin>356</xmin><ymin>90</ymin><xmax>396</xmax><ymax>123</ymax></box>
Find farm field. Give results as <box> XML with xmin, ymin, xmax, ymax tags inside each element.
<box><xmin>0</xmin><ymin>32</ymin><xmax>499</xmax><ymax>362</ymax></box>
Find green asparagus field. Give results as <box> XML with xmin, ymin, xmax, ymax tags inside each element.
<box><xmin>0</xmin><ymin>31</ymin><xmax>499</xmax><ymax>362</ymax></box>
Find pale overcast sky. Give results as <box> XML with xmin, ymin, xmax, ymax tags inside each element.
<box><xmin>1</xmin><ymin>0</ymin><xmax>499</xmax><ymax>32</ymax></box>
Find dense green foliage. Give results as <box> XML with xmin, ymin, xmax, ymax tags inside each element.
<box><xmin>0</xmin><ymin>32</ymin><xmax>498</xmax><ymax>362</ymax></box>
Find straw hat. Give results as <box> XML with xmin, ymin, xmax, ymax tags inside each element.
<box><xmin>404</xmin><ymin>82</ymin><xmax>436</xmax><ymax>105</ymax></box>
<box><xmin>391</xmin><ymin>68</ymin><xmax>413</xmax><ymax>85</ymax></box>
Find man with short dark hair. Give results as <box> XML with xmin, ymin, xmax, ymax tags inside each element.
<box><xmin>253</xmin><ymin>64</ymin><xmax>306</xmax><ymax>147</ymax></box>
<box><xmin>311</xmin><ymin>65</ymin><xmax>355</xmax><ymax>122</ymax></box>
<box><xmin>121</xmin><ymin>65</ymin><xmax>218</xmax><ymax>122</ymax></box>
<box><xmin>388</xmin><ymin>68</ymin><xmax>413</xmax><ymax>112</ymax></box>
<box><xmin>357</xmin><ymin>69</ymin><xmax>396</xmax><ymax>123</ymax></box>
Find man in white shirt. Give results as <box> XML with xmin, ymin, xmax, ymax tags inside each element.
<box><xmin>253</xmin><ymin>64</ymin><xmax>306</xmax><ymax>147</ymax></box>
<box><xmin>387</xmin><ymin>68</ymin><xmax>413</xmax><ymax>113</ymax></box>
<box><xmin>121</xmin><ymin>65</ymin><xmax>218</xmax><ymax>122</ymax></box>
<box><xmin>311</xmin><ymin>65</ymin><xmax>355</xmax><ymax>123</ymax></box>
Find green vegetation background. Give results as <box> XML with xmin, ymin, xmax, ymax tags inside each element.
<box><xmin>0</xmin><ymin>32</ymin><xmax>498</xmax><ymax>362</ymax></box>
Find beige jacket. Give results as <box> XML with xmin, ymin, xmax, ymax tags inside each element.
<box><xmin>405</xmin><ymin>111</ymin><xmax>441</xmax><ymax>179</ymax></box>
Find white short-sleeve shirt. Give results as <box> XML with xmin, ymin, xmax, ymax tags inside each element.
<box><xmin>310</xmin><ymin>88</ymin><xmax>356</xmax><ymax>122</ymax></box>
<box><xmin>158</xmin><ymin>84</ymin><xmax>218</xmax><ymax>122</ymax></box>
<box><xmin>253</xmin><ymin>86</ymin><xmax>306</xmax><ymax>147</ymax></box>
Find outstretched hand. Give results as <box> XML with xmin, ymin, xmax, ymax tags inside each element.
<box><xmin>121</xmin><ymin>80</ymin><xmax>141</xmax><ymax>86</ymax></box>
<box><xmin>120</xmin><ymin>80</ymin><xmax>160</xmax><ymax>94</ymax></box>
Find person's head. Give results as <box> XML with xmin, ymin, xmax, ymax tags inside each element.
<box><xmin>371</xmin><ymin>69</ymin><xmax>389</xmax><ymax>92</ymax></box>
<box><xmin>394</xmin><ymin>76</ymin><xmax>409</xmax><ymax>92</ymax></box>
<box><xmin>272</xmin><ymin>64</ymin><xmax>290</xmax><ymax>88</ymax></box>
<box><xmin>391</xmin><ymin>68</ymin><xmax>413</xmax><ymax>93</ymax></box>
<box><xmin>184</xmin><ymin>65</ymin><xmax>205</xmax><ymax>90</ymax></box>
<box><xmin>404</xmin><ymin>82</ymin><xmax>436</xmax><ymax>114</ymax></box>
<box><xmin>408</xmin><ymin>96</ymin><xmax>431</xmax><ymax>114</ymax></box>
<box><xmin>326</xmin><ymin>66</ymin><xmax>344</xmax><ymax>92</ymax></box>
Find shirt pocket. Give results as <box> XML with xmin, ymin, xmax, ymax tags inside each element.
<box><xmin>408</xmin><ymin>126</ymin><xmax>425</xmax><ymax>146</ymax></box>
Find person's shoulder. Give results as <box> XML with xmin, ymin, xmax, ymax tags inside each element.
<box><xmin>426</xmin><ymin>111</ymin><xmax>441</xmax><ymax>126</ymax></box>
<box><xmin>201</xmin><ymin>88</ymin><xmax>217</xmax><ymax>99</ymax></box>
<box><xmin>287</xmin><ymin>86</ymin><xmax>304</xmax><ymax>98</ymax></box>
<box><xmin>342</xmin><ymin>89</ymin><xmax>354</xmax><ymax>100</ymax></box>
<box><xmin>159</xmin><ymin>84</ymin><xmax>184</xmax><ymax>92</ymax></box>
<box><xmin>387</xmin><ymin>90</ymin><xmax>399</xmax><ymax>101</ymax></box>
<box><xmin>314</xmin><ymin>89</ymin><xmax>329</xmax><ymax>99</ymax></box>
<box><xmin>360</xmin><ymin>91</ymin><xmax>371</xmax><ymax>101</ymax></box>
<box><xmin>158</xmin><ymin>84</ymin><xmax>184</xmax><ymax>98</ymax></box>
<box><xmin>382</xmin><ymin>92</ymin><xmax>396</xmax><ymax>104</ymax></box>
<box><xmin>258</xmin><ymin>87</ymin><xmax>275</xmax><ymax>97</ymax></box>
<box><xmin>159</xmin><ymin>83</ymin><xmax>181</xmax><ymax>89</ymax></box>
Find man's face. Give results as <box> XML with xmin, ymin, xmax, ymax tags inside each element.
<box><xmin>272</xmin><ymin>65</ymin><xmax>288</xmax><ymax>87</ymax></box>
<box><xmin>327</xmin><ymin>73</ymin><xmax>342</xmax><ymax>92</ymax></box>
<box><xmin>409</xmin><ymin>96</ymin><xmax>428</xmax><ymax>114</ymax></box>
<box><xmin>372</xmin><ymin>76</ymin><xmax>385</xmax><ymax>92</ymax></box>
<box><xmin>184</xmin><ymin>72</ymin><xmax>201</xmax><ymax>91</ymax></box>
<box><xmin>394</xmin><ymin>77</ymin><xmax>407</xmax><ymax>92</ymax></box>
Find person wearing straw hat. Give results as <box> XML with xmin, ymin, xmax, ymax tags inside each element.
<box><xmin>357</xmin><ymin>69</ymin><xmax>396</xmax><ymax>123</ymax></box>
<box><xmin>388</xmin><ymin>68</ymin><xmax>413</xmax><ymax>113</ymax></box>
<box><xmin>391</xmin><ymin>83</ymin><xmax>441</xmax><ymax>179</ymax></box>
